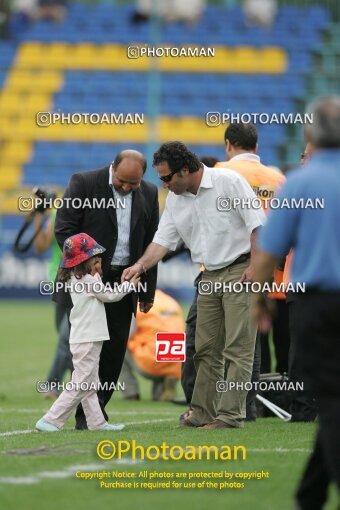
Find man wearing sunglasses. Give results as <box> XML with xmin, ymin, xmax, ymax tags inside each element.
<box><xmin>122</xmin><ymin>141</ymin><xmax>266</xmax><ymax>429</ymax></box>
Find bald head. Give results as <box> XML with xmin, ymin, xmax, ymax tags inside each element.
<box><xmin>305</xmin><ymin>96</ymin><xmax>340</xmax><ymax>149</ymax></box>
<box><xmin>111</xmin><ymin>150</ymin><xmax>146</xmax><ymax>195</ymax></box>
<box><xmin>114</xmin><ymin>150</ymin><xmax>147</xmax><ymax>174</ymax></box>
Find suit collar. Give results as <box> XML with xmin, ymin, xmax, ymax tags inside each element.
<box><xmin>98</xmin><ymin>166</ymin><xmax>117</xmax><ymax>229</ymax></box>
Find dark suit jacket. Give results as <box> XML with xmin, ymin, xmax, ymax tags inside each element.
<box><xmin>54</xmin><ymin>166</ymin><xmax>159</xmax><ymax>312</ymax></box>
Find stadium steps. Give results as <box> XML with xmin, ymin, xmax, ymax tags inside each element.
<box><xmin>0</xmin><ymin>3</ymin><xmax>331</xmax><ymax>207</ymax></box>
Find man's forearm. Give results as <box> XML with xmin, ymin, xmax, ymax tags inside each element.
<box><xmin>254</xmin><ymin>251</ymin><xmax>277</xmax><ymax>284</ymax></box>
<box><xmin>33</xmin><ymin>214</ymin><xmax>53</xmax><ymax>254</ymax></box>
<box><xmin>136</xmin><ymin>243</ymin><xmax>169</xmax><ymax>272</ymax></box>
<box><xmin>250</xmin><ymin>227</ymin><xmax>260</xmax><ymax>264</ymax></box>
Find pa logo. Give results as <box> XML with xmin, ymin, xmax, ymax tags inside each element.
<box><xmin>155</xmin><ymin>333</ymin><xmax>186</xmax><ymax>362</ymax></box>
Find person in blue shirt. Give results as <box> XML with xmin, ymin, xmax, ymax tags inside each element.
<box><xmin>252</xmin><ymin>96</ymin><xmax>340</xmax><ymax>510</ymax></box>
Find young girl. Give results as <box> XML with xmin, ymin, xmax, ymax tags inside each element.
<box><xmin>36</xmin><ymin>232</ymin><xmax>139</xmax><ymax>432</ymax></box>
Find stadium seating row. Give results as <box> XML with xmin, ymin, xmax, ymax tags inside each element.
<box><xmin>14</xmin><ymin>43</ymin><xmax>287</xmax><ymax>73</ymax></box>
<box><xmin>0</xmin><ymin>2</ymin><xmax>331</xmax><ymax>218</ymax></box>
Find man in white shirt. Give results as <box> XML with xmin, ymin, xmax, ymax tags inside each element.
<box><xmin>122</xmin><ymin>141</ymin><xmax>266</xmax><ymax>429</ymax></box>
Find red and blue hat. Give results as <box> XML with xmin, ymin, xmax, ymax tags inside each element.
<box><xmin>60</xmin><ymin>233</ymin><xmax>106</xmax><ymax>268</ymax></box>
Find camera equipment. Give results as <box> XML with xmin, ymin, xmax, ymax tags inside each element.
<box><xmin>32</xmin><ymin>186</ymin><xmax>57</xmax><ymax>212</ymax></box>
<box><xmin>14</xmin><ymin>186</ymin><xmax>57</xmax><ymax>253</ymax></box>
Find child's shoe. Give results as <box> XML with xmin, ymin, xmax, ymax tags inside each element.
<box><xmin>99</xmin><ymin>423</ymin><xmax>125</xmax><ymax>431</ymax></box>
<box><xmin>35</xmin><ymin>418</ymin><xmax>60</xmax><ymax>432</ymax></box>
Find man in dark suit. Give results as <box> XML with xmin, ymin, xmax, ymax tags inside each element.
<box><xmin>54</xmin><ymin>149</ymin><xmax>159</xmax><ymax>429</ymax></box>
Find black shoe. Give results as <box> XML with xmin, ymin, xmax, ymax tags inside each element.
<box><xmin>75</xmin><ymin>421</ymin><xmax>88</xmax><ymax>430</ymax></box>
<box><xmin>290</xmin><ymin>416</ymin><xmax>316</xmax><ymax>423</ymax></box>
<box><xmin>124</xmin><ymin>394</ymin><xmax>140</xmax><ymax>401</ymax></box>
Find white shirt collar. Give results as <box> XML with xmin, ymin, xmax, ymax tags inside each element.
<box><xmin>177</xmin><ymin>165</ymin><xmax>214</xmax><ymax>198</ymax></box>
<box><xmin>109</xmin><ymin>164</ymin><xmax>113</xmax><ymax>186</ymax></box>
<box><xmin>229</xmin><ymin>153</ymin><xmax>260</xmax><ymax>163</ymax></box>
<box><xmin>198</xmin><ymin>165</ymin><xmax>214</xmax><ymax>189</ymax></box>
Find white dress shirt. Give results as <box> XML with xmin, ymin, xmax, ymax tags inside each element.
<box><xmin>109</xmin><ymin>165</ymin><xmax>132</xmax><ymax>265</ymax></box>
<box><xmin>69</xmin><ymin>273</ymin><xmax>131</xmax><ymax>344</ymax></box>
<box><xmin>153</xmin><ymin>165</ymin><xmax>266</xmax><ymax>271</ymax></box>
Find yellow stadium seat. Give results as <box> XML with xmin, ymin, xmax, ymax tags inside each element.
<box><xmin>0</xmin><ymin>195</ymin><xmax>23</xmax><ymax>213</ymax></box>
<box><xmin>6</xmin><ymin>71</ymin><xmax>63</xmax><ymax>92</ymax></box>
<box><xmin>0</xmin><ymin>166</ymin><xmax>21</xmax><ymax>190</ymax></box>
<box><xmin>14</xmin><ymin>43</ymin><xmax>46</xmax><ymax>68</ymax></box>
<box><xmin>0</xmin><ymin>142</ymin><xmax>33</xmax><ymax>165</ymax></box>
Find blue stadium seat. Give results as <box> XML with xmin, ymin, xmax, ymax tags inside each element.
<box><xmin>1</xmin><ymin>1</ymin><xmax>331</xmax><ymax>203</ymax></box>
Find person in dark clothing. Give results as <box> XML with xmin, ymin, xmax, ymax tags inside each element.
<box><xmin>253</xmin><ymin>96</ymin><xmax>340</xmax><ymax>510</ymax></box>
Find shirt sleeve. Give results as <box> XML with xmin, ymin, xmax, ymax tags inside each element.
<box><xmin>84</xmin><ymin>274</ymin><xmax>132</xmax><ymax>303</ymax></box>
<box><xmin>229</xmin><ymin>174</ymin><xmax>267</xmax><ymax>233</ymax></box>
<box><xmin>152</xmin><ymin>195</ymin><xmax>182</xmax><ymax>250</ymax></box>
<box><xmin>258</xmin><ymin>179</ymin><xmax>300</xmax><ymax>257</ymax></box>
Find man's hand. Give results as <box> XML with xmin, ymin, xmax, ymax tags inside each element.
<box><xmin>252</xmin><ymin>294</ymin><xmax>276</xmax><ymax>333</ymax></box>
<box><xmin>121</xmin><ymin>263</ymin><xmax>143</xmax><ymax>283</ymax></box>
<box><xmin>240</xmin><ymin>263</ymin><xmax>255</xmax><ymax>282</ymax></box>
<box><xmin>139</xmin><ymin>301</ymin><xmax>153</xmax><ymax>313</ymax></box>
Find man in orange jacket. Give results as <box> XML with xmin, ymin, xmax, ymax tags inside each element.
<box><xmin>120</xmin><ymin>289</ymin><xmax>185</xmax><ymax>401</ymax></box>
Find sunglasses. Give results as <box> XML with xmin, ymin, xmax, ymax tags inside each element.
<box><xmin>159</xmin><ymin>170</ymin><xmax>177</xmax><ymax>183</ymax></box>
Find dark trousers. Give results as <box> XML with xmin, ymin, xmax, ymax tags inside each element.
<box><xmin>181</xmin><ymin>273</ymin><xmax>260</xmax><ymax>420</ymax></box>
<box><xmin>260</xmin><ymin>298</ymin><xmax>290</xmax><ymax>374</ymax></box>
<box><xmin>75</xmin><ymin>270</ymin><xmax>133</xmax><ymax>429</ymax></box>
<box><xmin>181</xmin><ymin>283</ymin><xmax>198</xmax><ymax>404</ymax></box>
<box><xmin>294</xmin><ymin>292</ymin><xmax>340</xmax><ymax>509</ymax></box>
<box><xmin>288</xmin><ymin>297</ymin><xmax>317</xmax><ymax>422</ymax></box>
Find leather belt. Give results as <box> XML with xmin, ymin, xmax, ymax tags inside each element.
<box><xmin>227</xmin><ymin>253</ymin><xmax>250</xmax><ymax>269</ymax></box>
<box><xmin>209</xmin><ymin>253</ymin><xmax>250</xmax><ymax>272</ymax></box>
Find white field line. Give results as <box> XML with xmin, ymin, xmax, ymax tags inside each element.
<box><xmin>123</xmin><ymin>418</ymin><xmax>174</xmax><ymax>426</ymax></box>
<box><xmin>0</xmin><ymin>460</ymin><xmax>142</xmax><ymax>485</ymax></box>
<box><xmin>0</xmin><ymin>418</ymin><xmax>176</xmax><ymax>437</ymax></box>
<box><xmin>0</xmin><ymin>408</ymin><xmax>179</xmax><ymax>415</ymax></box>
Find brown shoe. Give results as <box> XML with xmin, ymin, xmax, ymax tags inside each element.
<box><xmin>182</xmin><ymin>419</ymin><xmax>197</xmax><ymax>427</ymax></box>
<box><xmin>201</xmin><ymin>419</ymin><xmax>236</xmax><ymax>429</ymax></box>
<box><xmin>179</xmin><ymin>408</ymin><xmax>199</xmax><ymax>427</ymax></box>
<box><xmin>179</xmin><ymin>408</ymin><xmax>192</xmax><ymax>425</ymax></box>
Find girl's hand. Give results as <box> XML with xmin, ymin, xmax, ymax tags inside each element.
<box><xmin>130</xmin><ymin>273</ymin><xmax>140</xmax><ymax>286</ymax></box>
<box><xmin>90</xmin><ymin>257</ymin><xmax>103</xmax><ymax>277</ymax></box>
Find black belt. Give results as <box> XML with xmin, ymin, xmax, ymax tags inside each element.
<box><xmin>227</xmin><ymin>253</ymin><xmax>250</xmax><ymax>268</ymax></box>
<box><xmin>206</xmin><ymin>253</ymin><xmax>250</xmax><ymax>273</ymax></box>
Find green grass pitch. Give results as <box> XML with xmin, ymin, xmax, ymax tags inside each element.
<box><xmin>0</xmin><ymin>301</ymin><xmax>337</xmax><ymax>510</ymax></box>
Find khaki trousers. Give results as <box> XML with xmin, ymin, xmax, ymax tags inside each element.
<box><xmin>190</xmin><ymin>260</ymin><xmax>257</xmax><ymax>427</ymax></box>
<box><xmin>44</xmin><ymin>341</ymin><xmax>107</xmax><ymax>430</ymax></box>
